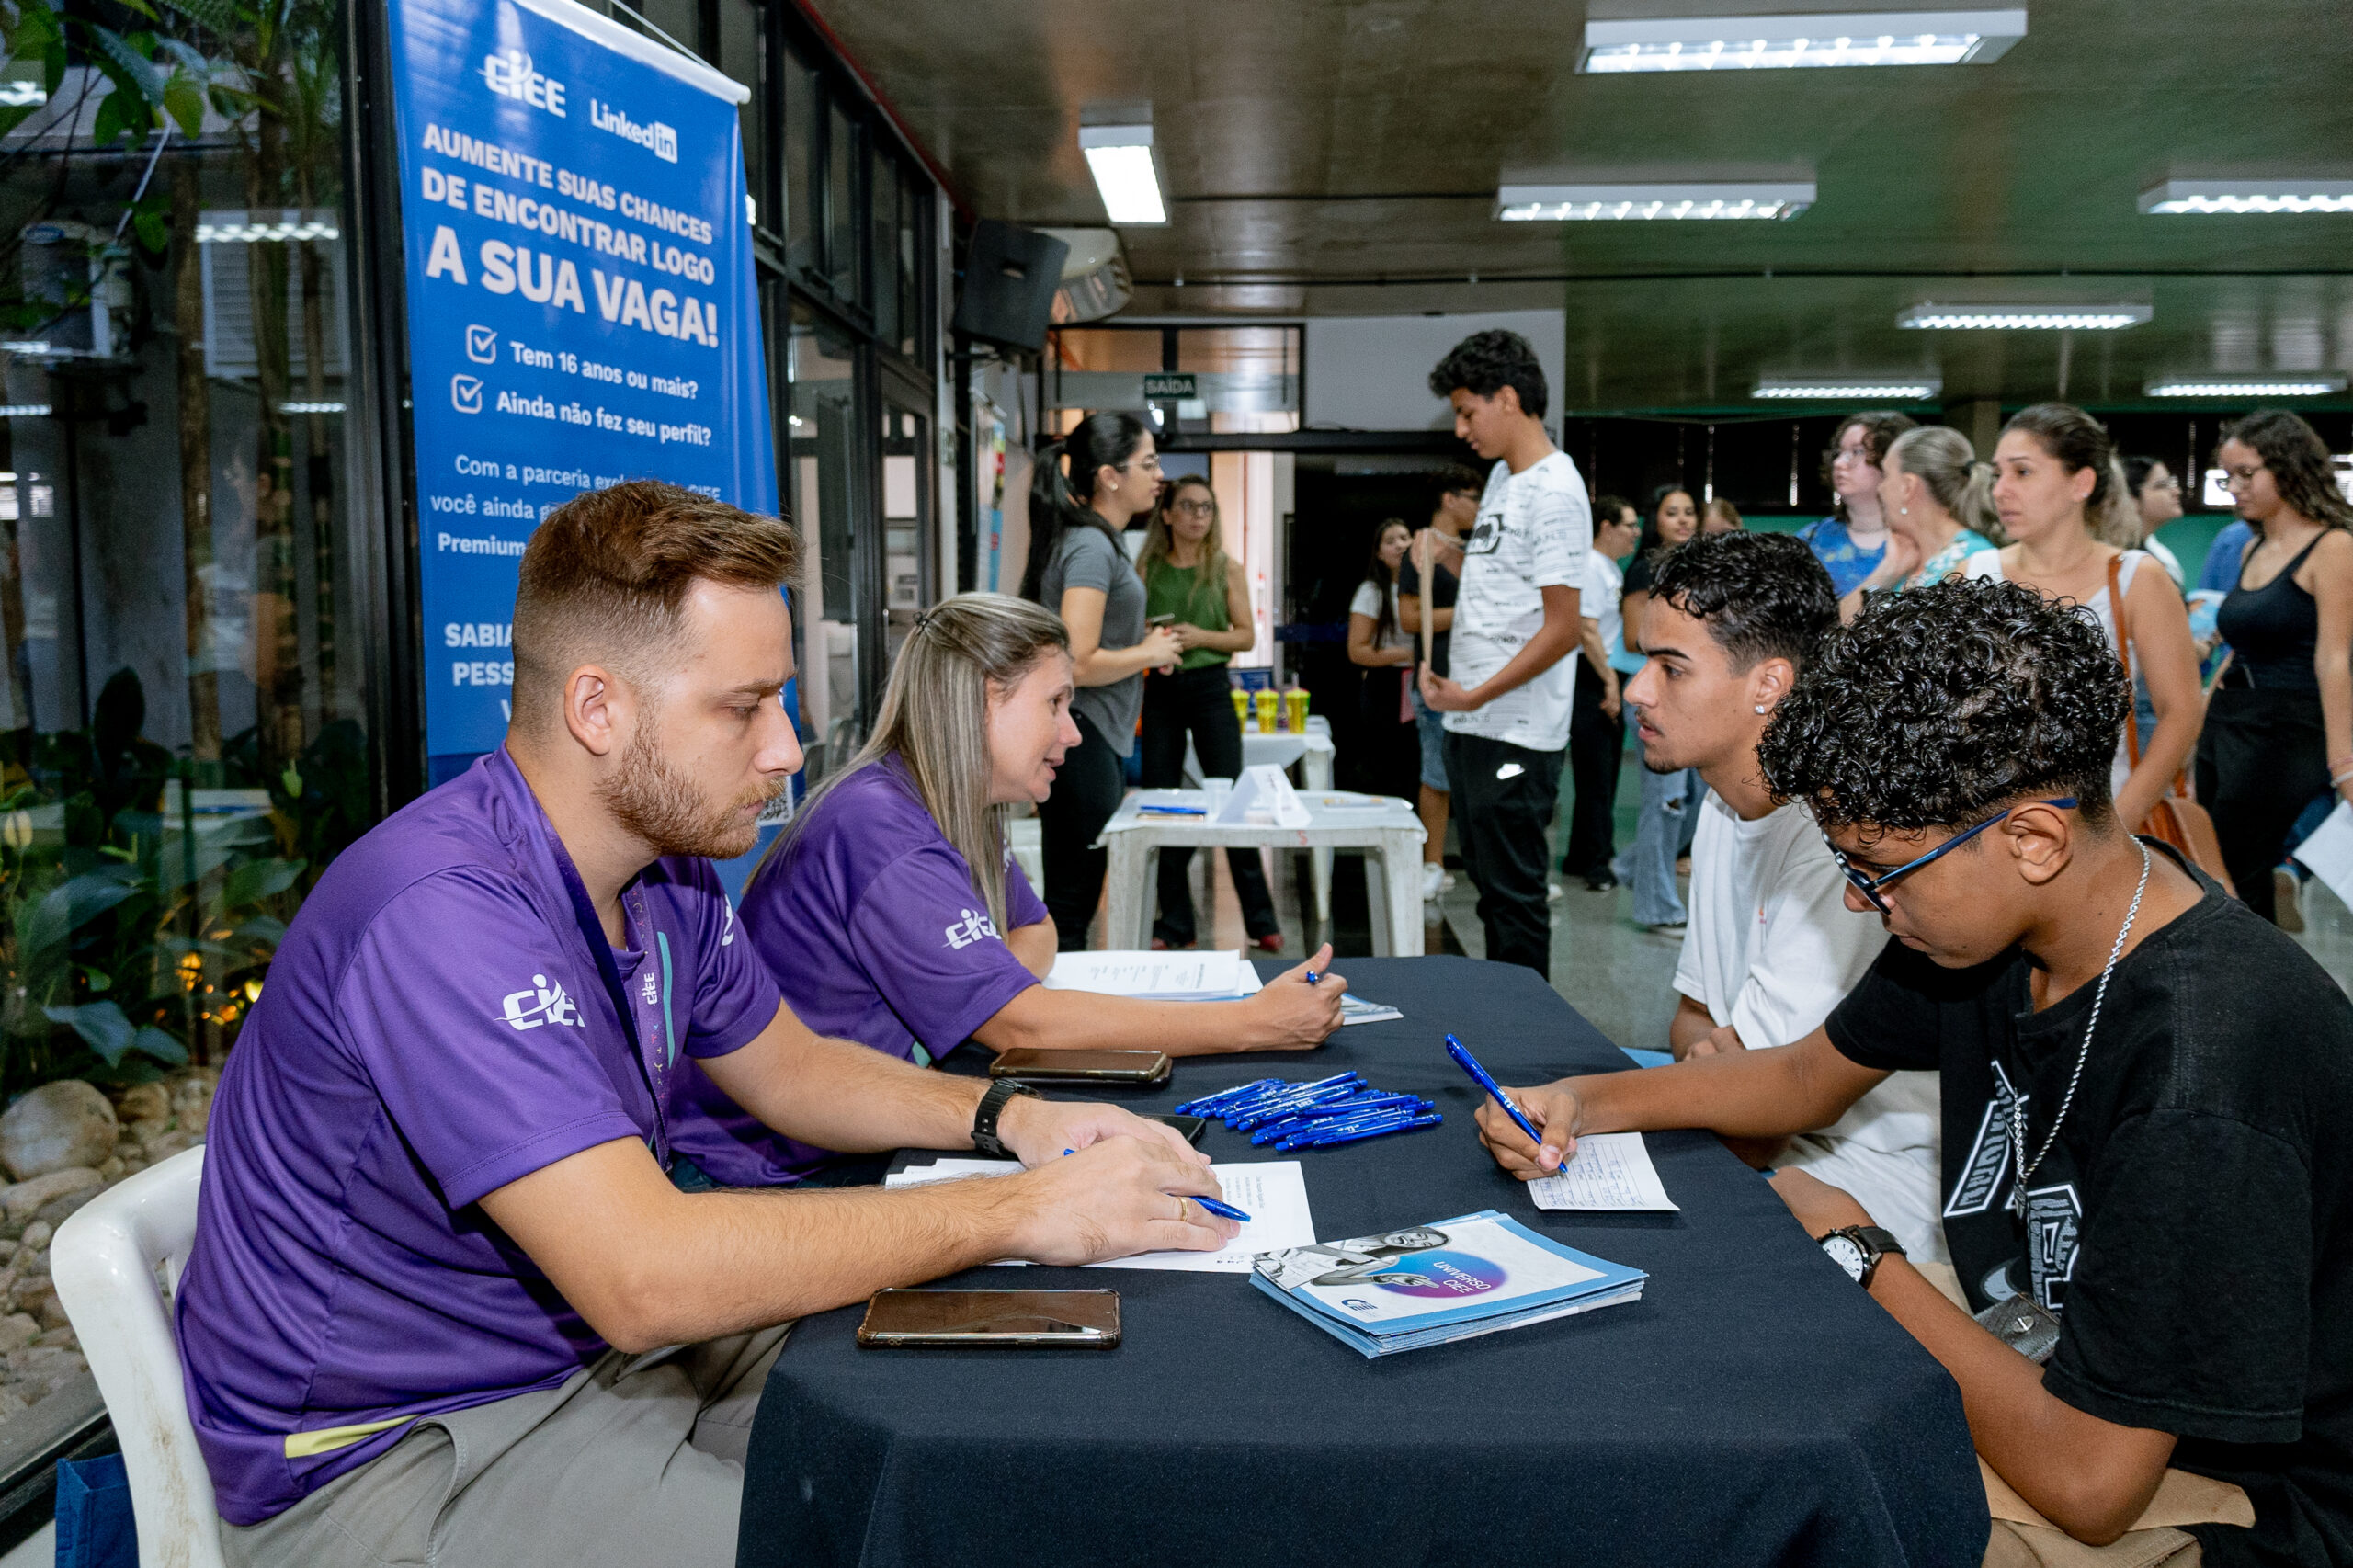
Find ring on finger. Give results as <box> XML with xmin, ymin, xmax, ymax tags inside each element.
<box><xmin>1173</xmin><ymin>1196</ymin><xmax>1188</xmax><ymax>1222</ymax></box>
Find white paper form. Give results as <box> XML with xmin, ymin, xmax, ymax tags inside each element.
<box><xmin>1526</xmin><ymin>1131</ymin><xmax>1679</xmax><ymax>1212</ymax></box>
<box><xmin>885</xmin><ymin>1159</ymin><xmax>1316</xmax><ymax>1272</ymax></box>
<box><xmin>1041</xmin><ymin>950</ymin><xmax>1263</xmax><ymax>1000</ymax></box>
<box><xmin>2294</xmin><ymin>801</ymin><xmax>2353</xmax><ymax>911</ymax></box>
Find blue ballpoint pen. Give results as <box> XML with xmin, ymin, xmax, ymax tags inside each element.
<box><xmin>1188</xmin><ymin>1194</ymin><xmax>1252</xmax><ymax>1222</ymax></box>
<box><xmin>1138</xmin><ymin>804</ymin><xmax>1207</xmax><ymax>815</ymax></box>
<box><xmin>1444</xmin><ymin>1034</ymin><xmax>1561</xmax><ymax>1166</ymax></box>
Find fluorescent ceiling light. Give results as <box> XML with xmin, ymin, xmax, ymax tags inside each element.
<box><xmin>1754</xmin><ymin>375</ymin><xmax>1941</xmax><ymax>400</ymax></box>
<box><xmin>0</xmin><ymin>404</ymin><xmax>51</xmax><ymax>418</ymax></box>
<box><xmin>1580</xmin><ymin>8</ymin><xmax>2025</xmax><ymax>72</ymax></box>
<box><xmin>278</xmin><ymin>401</ymin><xmax>346</xmax><ymax>415</ymax></box>
<box><xmin>1078</xmin><ymin>124</ymin><xmax>1167</xmax><ymax>226</ymax></box>
<box><xmin>0</xmin><ymin>81</ymin><xmax>46</xmax><ymax>108</ymax></box>
<box><xmin>1897</xmin><ymin>303</ymin><xmax>2151</xmax><ymax>330</ymax></box>
<box><xmin>1497</xmin><ymin>180</ymin><xmax>1813</xmax><ymax>221</ymax></box>
<box><xmin>2140</xmin><ymin>179</ymin><xmax>2353</xmax><ymax>215</ymax></box>
<box><xmin>2145</xmin><ymin>374</ymin><xmax>2346</xmax><ymax>398</ymax></box>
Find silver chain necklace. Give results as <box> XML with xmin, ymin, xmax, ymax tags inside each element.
<box><xmin>2006</xmin><ymin>840</ymin><xmax>2152</xmax><ymax>1216</ymax></box>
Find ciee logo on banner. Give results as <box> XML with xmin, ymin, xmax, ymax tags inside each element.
<box><xmin>481</xmin><ymin>48</ymin><xmax>565</xmax><ymax>117</ymax></box>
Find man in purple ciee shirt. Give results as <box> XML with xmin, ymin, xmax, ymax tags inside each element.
<box><xmin>176</xmin><ymin>483</ymin><xmax>1233</xmax><ymax>1568</ymax></box>
<box><xmin>665</xmin><ymin>593</ymin><xmax>1348</xmax><ymax>1188</ymax></box>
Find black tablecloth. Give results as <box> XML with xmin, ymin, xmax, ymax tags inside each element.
<box><xmin>738</xmin><ymin>957</ymin><xmax>1987</xmax><ymax>1568</ymax></box>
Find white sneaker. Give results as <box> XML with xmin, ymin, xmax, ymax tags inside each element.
<box><xmin>1421</xmin><ymin>862</ymin><xmax>1444</xmax><ymax>902</ymax></box>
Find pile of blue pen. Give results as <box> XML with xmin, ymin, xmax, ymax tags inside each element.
<box><xmin>1174</xmin><ymin>1072</ymin><xmax>1440</xmax><ymax>1151</ymax></box>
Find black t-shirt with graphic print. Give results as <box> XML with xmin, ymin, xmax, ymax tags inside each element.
<box><xmin>1825</xmin><ymin>846</ymin><xmax>2353</xmax><ymax>1568</ymax></box>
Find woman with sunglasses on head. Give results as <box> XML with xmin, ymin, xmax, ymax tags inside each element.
<box><xmin>1612</xmin><ymin>486</ymin><xmax>1707</xmax><ymax>929</ymax></box>
<box><xmin>1799</xmin><ymin>412</ymin><xmax>1916</xmax><ymax>597</ymax></box>
<box><xmin>2196</xmin><ymin>409</ymin><xmax>2353</xmax><ymax>926</ymax></box>
<box><xmin>1019</xmin><ymin>412</ymin><xmax>1182</xmax><ymax>948</ymax></box>
<box><xmin>1964</xmin><ymin>403</ymin><xmax>2202</xmax><ymax>840</ymax></box>
<box><xmin>1137</xmin><ymin>476</ymin><xmax>1281</xmax><ymax>951</ymax></box>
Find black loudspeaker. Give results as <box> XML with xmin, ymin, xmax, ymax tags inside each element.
<box><xmin>951</xmin><ymin>222</ymin><xmax>1070</xmax><ymax>353</ymax></box>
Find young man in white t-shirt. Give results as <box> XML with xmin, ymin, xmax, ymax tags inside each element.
<box><xmin>1419</xmin><ymin>331</ymin><xmax>1591</xmax><ymax>979</ymax></box>
<box><xmin>1625</xmin><ymin>530</ymin><xmax>1943</xmax><ymax>1261</ymax></box>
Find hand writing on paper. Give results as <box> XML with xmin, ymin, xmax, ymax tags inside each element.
<box><xmin>1003</xmin><ymin>1136</ymin><xmax>1236</xmax><ymax>1264</ymax></box>
<box><xmin>1474</xmin><ymin>1082</ymin><xmax>1584</xmax><ymax>1178</ymax></box>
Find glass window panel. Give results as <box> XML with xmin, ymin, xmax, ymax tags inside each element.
<box><xmin>826</xmin><ymin>105</ymin><xmax>859</xmax><ymax>301</ymax></box>
<box><xmin>788</xmin><ymin>298</ymin><xmax>863</xmax><ymax>779</ymax></box>
<box><xmin>1176</xmin><ymin>326</ymin><xmax>1301</xmax><ymax>432</ymax></box>
<box><xmin>896</xmin><ymin>176</ymin><xmax>921</xmax><ymax>361</ymax></box>
<box><xmin>0</xmin><ymin>0</ymin><xmax>371</xmax><ymax>1466</ymax></box>
<box><xmin>879</xmin><ymin>395</ymin><xmax>930</xmax><ymax>660</ymax></box>
<box><xmin>869</xmin><ymin>150</ymin><xmax>899</xmax><ymax>350</ymax></box>
<box><xmin>783</xmin><ymin>47</ymin><xmax>819</xmax><ymax>277</ymax></box>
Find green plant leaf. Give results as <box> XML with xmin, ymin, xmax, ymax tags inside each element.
<box><xmin>160</xmin><ymin>70</ymin><xmax>200</xmax><ymax>134</ymax></box>
<box><xmin>85</xmin><ymin>24</ymin><xmax>166</xmax><ymax>103</ymax></box>
<box><xmin>154</xmin><ymin>0</ymin><xmax>236</xmax><ymax>40</ymax></box>
<box><xmin>78</xmin><ymin>965</ymin><xmax>111</xmax><ymax>992</ymax></box>
<box><xmin>132</xmin><ymin>205</ymin><xmax>169</xmax><ymax>253</ymax></box>
<box><xmin>43</xmin><ymin>1000</ymin><xmax>133</xmax><ymax>1065</ymax></box>
<box><xmin>129</xmin><ymin>1026</ymin><xmax>187</xmax><ymax>1064</ymax></box>
<box><xmin>221</xmin><ymin>856</ymin><xmax>303</xmax><ymax>908</ymax></box>
<box><xmin>20</xmin><ymin>867</ymin><xmax>141</xmax><ymax>962</ymax></box>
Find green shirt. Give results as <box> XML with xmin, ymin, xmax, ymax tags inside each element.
<box><xmin>1143</xmin><ymin>556</ymin><xmax>1233</xmax><ymax>672</ymax></box>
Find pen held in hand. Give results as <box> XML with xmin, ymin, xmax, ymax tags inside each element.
<box><xmin>1188</xmin><ymin>1194</ymin><xmax>1252</xmax><ymax>1223</ymax></box>
<box><xmin>1444</xmin><ymin>1034</ymin><xmax>1561</xmax><ymax>1168</ymax></box>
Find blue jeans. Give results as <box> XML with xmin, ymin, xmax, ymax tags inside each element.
<box><xmin>1613</xmin><ymin>750</ymin><xmax>1703</xmax><ymax>926</ymax></box>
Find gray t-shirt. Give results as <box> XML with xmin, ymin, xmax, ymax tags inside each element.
<box><xmin>1039</xmin><ymin>522</ymin><xmax>1146</xmax><ymax>757</ymax></box>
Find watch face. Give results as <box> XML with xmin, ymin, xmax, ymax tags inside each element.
<box><xmin>1822</xmin><ymin>1235</ymin><xmax>1868</xmax><ymax>1284</ymax></box>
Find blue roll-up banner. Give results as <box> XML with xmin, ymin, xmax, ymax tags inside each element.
<box><xmin>390</xmin><ymin>0</ymin><xmax>778</xmax><ymax>783</ymax></box>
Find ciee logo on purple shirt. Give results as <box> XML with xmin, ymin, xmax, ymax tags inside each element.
<box><xmin>501</xmin><ymin>973</ymin><xmax>585</xmax><ymax>1030</ymax></box>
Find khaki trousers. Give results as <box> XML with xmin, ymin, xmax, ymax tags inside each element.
<box><xmin>224</xmin><ymin>1327</ymin><xmax>788</xmax><ymax>1568</ymax></box>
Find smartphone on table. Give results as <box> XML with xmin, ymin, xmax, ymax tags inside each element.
<box><xmin>857</xmin><ymin>1289</ymin><xmax>1121</xmax><ymax>1349</ymax></box>
<box><xmin>989</xmin><ymin>1049</ymin><xmax>1173</xmax><ymax>1085</ymax></box>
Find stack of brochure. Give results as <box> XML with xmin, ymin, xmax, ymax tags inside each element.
<box><xmin>1042</xmin><ymin>949</ymin><xmax>1264</xmax><ymax>1001</ymax></box>
<box><xmin>1249</xmin><ymin>1210</ymin><xmax>1645</xmax><ymax>1358</ymax></box>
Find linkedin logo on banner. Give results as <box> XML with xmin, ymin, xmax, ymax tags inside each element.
<box><xmin>391</xmin><ymin>0</ymin><xmax>776</xmax><ymax>782</ymax></box>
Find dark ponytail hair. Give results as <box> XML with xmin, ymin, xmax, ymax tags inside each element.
<box><xmin>2003</xmin><ymin>403</ymin><xmax>2136</xmax><ymax>544</ymax></box>
<box><xmin>1019</xmin><ymin>411</ymin><xmax>1151</xmax><ymax>603</ymax></box>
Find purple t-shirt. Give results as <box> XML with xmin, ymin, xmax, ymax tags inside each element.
<box><xmin>175</xmin><ymin>749</ymin><xmax>780</xmax><ymax>1526</ymax></box>
<box><xmin>668</xmin><ymin>756</ymin><xmax>1045</xmax><ymax>1185</ymax></box>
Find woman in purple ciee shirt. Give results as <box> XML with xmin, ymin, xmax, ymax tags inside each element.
<box><xmin>665</xmin><ymin>593</ymin><xmax>1347</xmax><ymax>1187</ymax></box>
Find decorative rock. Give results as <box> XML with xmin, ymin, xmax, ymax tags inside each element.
<box><xmin>0</xmin><ymin>1167</ymin><xmax>99</xmax><ymax>1223</ymax></box>
<box><xmin>34</xmin><ymin>1294</ymin><xmax>67</xmax><ymax>1332</ymax></box>
<box><xmin>29</xmin><ymin>1327</ymin><xmax>74</xmax><ymax>1351</ymax></box>
<box><xmin>10</xmin><ymin>1280</ymin><xmax>53</xmax><ymax>1320</ymax></box>
<box><xmin>0</xmin><ymin>1083</ymin><xmax>117</xmax><ymax>1182</ymax></box>
<box><xmin>128</xmin><ymin>1119</ymin><xmax>170</xmax><ymax>1147</ymax></box>
<box><xmin>0</xmin><ymin>1316</ymin><xmax>36</xmax><ymax>1354</ymax></box>
<box><xmin>19</xmin><ymin>1222</ymin><xmax>50</xmax><ymax>1254</ymax></box>
<box><xmin>31</xmin><ymin>1187</ymin><xmax>101</xmax><ymax>1231</ymax></box>
<box><xmin>96</xmin><ymin>1157</ymin><xmax>122</xmax><ymax>1182</ymax></box>
<box><xmin>113</xmin><ymin>1084</ymin><xmax>169</xmax><ymax>1125</ymax></box>
<box><xmin>142</xmin><ymin>1131</ymin><xmax>196</xmax><ymax>1165</ymax></box>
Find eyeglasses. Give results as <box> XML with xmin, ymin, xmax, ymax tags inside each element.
<box><xmin>2222</xmin><ymin>463</ymin><xmax>2268</xmax><ymax>488</ymax></box>
<box><xmin>1824</xmin><ymin>799</ymin><xmax>2077</xmax><ymax>915</ymax></box>
<box><xmin>1170</xmin><ymin>498</ymin><xmax>1216</xmax><ymax>517</ymax></box>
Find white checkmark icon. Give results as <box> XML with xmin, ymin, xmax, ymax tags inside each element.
<box><xmin>450</xmin><ymin>375</ymin><xmax>483</xmax><ymax>413</ymax></box>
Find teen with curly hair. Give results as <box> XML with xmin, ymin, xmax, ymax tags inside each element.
<box><xmin>1473</xmin><ymin>578</ymin><xmax>2353</xmax><ymax>1566</ymax></box>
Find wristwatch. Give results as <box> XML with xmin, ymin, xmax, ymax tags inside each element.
<box><xmin>970</xmin><ymin>1079</ymin><xmax>1040</xmax><ymax>1159</ymax></box>
<box><xmin>1818</xmin><ymin>1225</ymin><xmax>1906</xmax><ymax>1289</ymax></box>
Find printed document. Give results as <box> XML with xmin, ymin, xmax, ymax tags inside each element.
<box><xmin>887</xmin><ymin>1158</ymin><xmax>1314</xmax><ymax>1273</ymax></box>
<box><xmin>1042</xmin><ymin>950</ymin><xmax>1264</xmax><ymax>1001</ymax></box>
<box><xmin>2294</xmin><ymin>801</ymin><xmax>2353</xmax><ymax>911</ymax></box>
<box><xmin>1527</xmin><ymin>1131</ymin><xmax>1678</xmax><ymax>1211</ymax></box>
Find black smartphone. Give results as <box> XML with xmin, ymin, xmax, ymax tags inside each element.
<box><xmin>989</xmin><ymin>1049</ymin><xmax>1173</xmax><ymax>1085</ymax></box>
<box><xmin>1150</xmin><ymin>1113</ymin><xmax>1208</xmax><ymax>1145</ymax></box>
<box><xmin>856</xmin><ymin>1289</ymin><xmax>1121</xmax><ymax>1349</ymax></box>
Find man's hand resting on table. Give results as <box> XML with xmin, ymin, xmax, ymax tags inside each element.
<box><xmin>996</xmin><ymin>1094</ymin><xmax>1206</xmax><ymax>1169</ymax></box>
<box><xmin>994</xmin><ymin>1134</ymin><xmax>1239</xmax><ymax>1265</ymax></box>
<box><xmin>1473</xmin><ymin>1083</ymin><xmax>1583</xmax><ymax>1176</ymax></box>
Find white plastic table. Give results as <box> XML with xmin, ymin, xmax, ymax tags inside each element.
<box><xmin>1181</xmin><ymin>716</ymin><xmax>1343</xmax><ymax>919</ymax></box>
<box><xmin>1094</xmin><ymin>788</ymin><xmax>1425</xmax><ymax>954</ymax></box>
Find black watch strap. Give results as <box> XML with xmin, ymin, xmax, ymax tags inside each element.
<box><xmin>1824</xmin><ymin>1224</ymin><xmax>1906</xmax><ymax>1289</ymax></box>
<box><xmin>971</xmin><ymin>1079</ymin><xmax>1040</xmax><ymax>1159</ymax></box>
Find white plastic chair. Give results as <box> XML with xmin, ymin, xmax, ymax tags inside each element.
<box><xmin>51</xmin><ymin>1145</ymin><xmax>226</xmax><ymax>1568</ymax></box>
